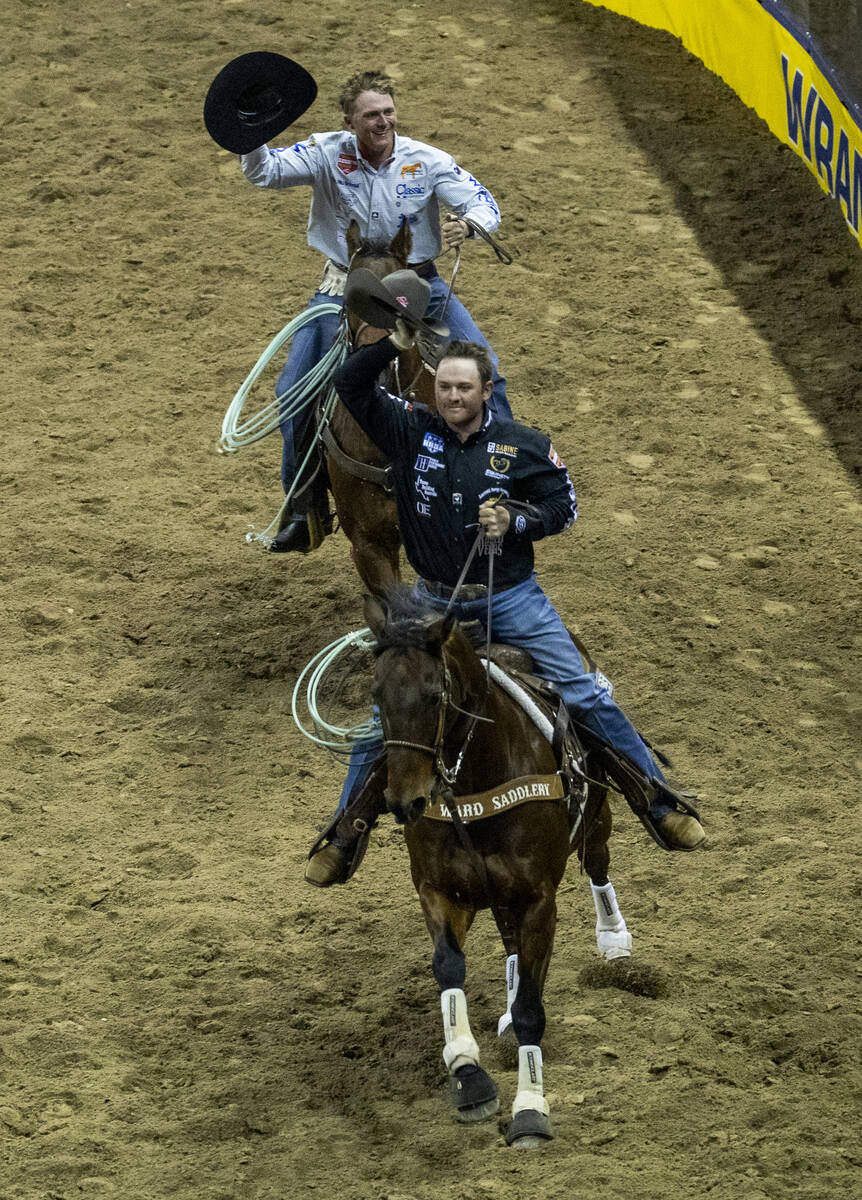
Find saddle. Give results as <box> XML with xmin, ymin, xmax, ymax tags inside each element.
<box><xmin>480</xmin><ymin>637</ymin><xmax>701</xmax><ymax>851</ymax></box>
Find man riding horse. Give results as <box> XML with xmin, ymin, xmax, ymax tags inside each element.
<box><xmin>234</xmin><ymin>66</ymin><xmax>511</xmax><ymax>552</ymax></box>
<box><xmin>306</xmin><ymin>292</ymin><xmax>706</xmax><ymax>886</ymax></box>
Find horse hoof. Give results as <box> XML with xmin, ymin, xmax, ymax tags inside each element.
<box><xmin>449</xmin><ymin>1064</ymin><xmax>499</xmax><ymax>1123</ymax></box>
<box><xmin>506</xmin><ymin>1108</ymin><xmax>554</xmax><ymax>1148</ymax></box>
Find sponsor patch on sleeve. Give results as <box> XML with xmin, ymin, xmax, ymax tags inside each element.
<box><xmin>548</xmin><ymin>444</ymin><xmax>566</xmax><ymax>468</ymax></box>
<box><xmin>338</xmin><ymin>152</ymin><xmax>359</xmax><ymax>175</ymax></box>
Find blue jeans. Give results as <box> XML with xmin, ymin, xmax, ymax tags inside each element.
<box><xmin>336</xmin><ymin>574</ymin><xmax>665</xmax><ymax>813</ymax></box>
<box><xmin>276</xmin><ymin>272</ymin><xmax>511</xmax><ymax>504</ymax></box>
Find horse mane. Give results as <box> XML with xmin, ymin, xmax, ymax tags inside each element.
<box><xmin>371</xmin><ymin>587</ymin><xmax>441</xmax><ymax>653</ymax></box>
<box><xmin>354</xmin><ymin>239</ymin><xmax>395</xmax><ymax>260</ymax></box>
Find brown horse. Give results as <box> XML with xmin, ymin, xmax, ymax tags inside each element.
<box><xmin>363</xmin><ymin>589</ymin><xmax>633</xmax><ymax>1148</ymax></box>
<box><xmin>323</xmin><ymin>220</ymin><xmax>436</xmax><ymax>595</ymax></box>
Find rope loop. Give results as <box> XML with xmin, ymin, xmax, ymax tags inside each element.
<box><xmin>219</xmin><ymin>304</ymin><xmax>347</xmax><ymax>454</ymax></box>
<box><xmin>291</xmin><ymin>627</ymin><xmax>380</xmax><ymax>752</ymax></box>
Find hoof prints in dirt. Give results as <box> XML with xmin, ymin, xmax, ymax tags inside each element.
<box><xmin>578</xmin><ymin>958</ymin><xmax>667</xmax><ymax>998</ymax></box>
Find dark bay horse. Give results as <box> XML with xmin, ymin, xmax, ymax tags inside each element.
<box><xmin>363</xmin><ymin>590</ymin><xmax>633</xmax><ymax>1148</ymax></box>
<box><xmin>323</xmin><ymin>220</ymin><xmax>436</xmax><ymax>595</ymax></box>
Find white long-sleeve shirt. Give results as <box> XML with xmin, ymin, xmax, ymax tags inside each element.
<box><xmin>239</xmin><ymin>130</ymin><xmax>500</xmax><ymax>268</ymax></box>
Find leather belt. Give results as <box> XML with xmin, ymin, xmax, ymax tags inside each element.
<box><xmin>422</xmin><ymin>579</ymin><xmax>514</xmax><ymax>601</ymax></box>
<box><xmin>411</xmin><ymin>259</ymin><xmax>438</xmax><ymax>280</ymax></box>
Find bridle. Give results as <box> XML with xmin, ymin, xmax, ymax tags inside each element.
<box><xmin>382</xmin><ymin>650</ymin><xmax>489</xmax><ymax>791</ymax></box>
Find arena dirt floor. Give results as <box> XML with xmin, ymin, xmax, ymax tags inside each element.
<box><xmin>2</xmin><ymin>1</ymin><xmax>861</xmax><ymax>1197</ymax></box>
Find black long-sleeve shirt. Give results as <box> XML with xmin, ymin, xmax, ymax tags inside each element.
<box><xmin>334</xmin><ymin>339</ymin><xmax>577</xmax><ymax>588</ymax></box>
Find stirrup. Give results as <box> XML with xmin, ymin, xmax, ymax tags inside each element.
<box><xmin>637</xmin><ymin>787</ymin><xmax>702</xmax><ymax>851</ymax></box>
<box><xmin>305</xmin><ymin>505</ymin><xmax>334</xmax><ymax>552</ymax></box>
<box><xmin>306</xmin><ymin>810</ymin><xmax>376</xmax><ymax>884</ymax></box>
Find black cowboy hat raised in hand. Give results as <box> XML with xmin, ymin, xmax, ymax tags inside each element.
<box><xmin>204</xmin><ymin>51</ymin><xmax>318</xmax><ymax>154</ymax></box>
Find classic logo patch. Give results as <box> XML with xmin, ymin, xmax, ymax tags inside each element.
<box><xmin>338</xmin><ymin>152</ymin><xmax>359</xmax><ymax>175</ymax></box>
<box><xmin>422</xmin><ymin>433</ymin><xmax>444</xmax><ymax>454</ymax></box>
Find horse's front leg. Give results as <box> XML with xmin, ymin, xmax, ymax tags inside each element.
<box><xmin>506</xmin><ymin>882</ymin><xmax>558</xmax><ymax>1148</ymax></box>
<box><xmin>417</xmin><ymin>883</ymin><xmax>500</xmax><ymax>1124</ymax></box>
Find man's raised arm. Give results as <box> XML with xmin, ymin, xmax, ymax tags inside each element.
<box><xmin>333</xmin><ymin>338</ymin><xmax>406</xmax><ymax>455</ymax></box>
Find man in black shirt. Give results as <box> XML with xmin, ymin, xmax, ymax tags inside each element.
<box><xmin>306</xmin><ymin>319</ymin><xmax>704</xmax><ymax>884</ymax></box>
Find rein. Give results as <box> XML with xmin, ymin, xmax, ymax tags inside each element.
<box><xmin>384</xmin><ymin>527</ymin><xmax>499</xmax><ymax>793</ymax></box>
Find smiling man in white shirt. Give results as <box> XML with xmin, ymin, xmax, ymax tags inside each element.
<box><xmin>237</xmin><ymin>68</ymin><xmax>511</xmax><ymax>552</ymax></box>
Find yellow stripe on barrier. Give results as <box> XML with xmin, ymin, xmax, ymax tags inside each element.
<box><xmin>583</xmin><ymin>0</ymin><xmax>862</xmax><ymax>248</ymax></box>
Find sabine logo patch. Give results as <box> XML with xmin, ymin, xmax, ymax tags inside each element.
<box><xmin>422</xmin><ymin>433</ymin><xmax>445</xmax><ymax>454</ymax></box>
<box><xmin>338</xmin><ymin>152</ymin><xmax>359</xmax><ymax>175</ymax></box>
<box><xmin>487</xmin><ymin>441</ymin><xmax>518</xmax><ymax>457</ymax></box>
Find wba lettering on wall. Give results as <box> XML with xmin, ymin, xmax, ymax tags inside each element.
<box><xmin>783</xmin><ymin>53</ymin><xmax>862</xmax><ymax>241</ymax></box>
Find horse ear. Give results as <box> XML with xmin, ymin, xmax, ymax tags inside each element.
<box><xmin>425</xmin><ymin>612</ymin><xmax>455</xmax><ymax>648</ymax></box>
<box><xmin>346</xmin><ymin>219</ymin><xmax>362</xmax><ymax>260</ymax></box>
<box><xmin>363</xmin><ymin>593</ymin><xmax>388</xmax><ymax>640</ymax></box>
<box><xmin>389</xmin><ymin>217</ymin><xmax>412</xmax><ymax>265</ymax></box>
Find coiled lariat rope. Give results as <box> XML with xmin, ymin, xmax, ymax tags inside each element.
<box><xmin>217</xmin><ymin>303</ymin><xmax>349</xmax><ymax>548</ymax></box>
<box><xmin>218</xmin><ymin>304</ymin><xmax>347</xmax><ymax>452</ymax></box>
<box><xmin>291</xmin><ymin>626</ymin><xmax>381</xmax><ymax>753</ymax></box>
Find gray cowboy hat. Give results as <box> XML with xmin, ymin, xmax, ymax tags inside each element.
<box><xmin>204</xmin><ymin>51</ymin><xmax>317</xmax><ymax>154</ymax></box>
<box><xmin>344</xmin><ymin>268</ymin><xmax>449</xmax><ymax>339</ymax></box>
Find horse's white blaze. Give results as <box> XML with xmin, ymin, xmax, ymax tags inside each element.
<box><xmin>441</xmin><ymin>987</ymin><xmax>481</xmax><ymax>1072</ymax></box>
<box><xmin>512</xmin><ymin>1045</ymin><xmax>550</xmax><ymax>1118</ymax></box>
<box><xmin>497</xmin><ymin>953</ymin><xmax>519</xmax><ymax>1038</ymax></box>
<box><xmin>591</xmin><ymin>880</ymin><xmax>632</xmax><ymax>961</ymax></box>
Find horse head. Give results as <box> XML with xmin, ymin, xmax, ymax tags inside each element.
<box><xmin>365</xmin><ymin>590</ymin><xmax>481</xmax><ymax>825</ymax></box>
<box><xmin>345</xmin><ymin>219</ymin><xmax>412</xmax><ymax>347</ymax></box>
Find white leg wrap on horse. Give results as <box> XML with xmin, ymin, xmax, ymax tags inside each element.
<box><xmin>441</xmin><ymin>988</ymin><xmax>481</xmax><ymax>1072</ymax></box>
<box><xmin>512</xmin><ymin>1045</ymin><xmax>550</xmax><ymax>1117</ymax></box>
<box><xmin>497</xmin><ymin>953</ymin><xmax>519</xmax><ymax>1038</ymax></box>
<box><xmin>591</xmin><ymin>881</ymin><xmax>632</xmax><ymax>960</ymax></box>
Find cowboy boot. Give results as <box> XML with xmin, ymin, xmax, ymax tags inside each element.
<box><xmin>594</xmin><ymin>746</ymin><xmax>705</xmax><ymax>852</ymax></box>
<box><xmin>270</xmin><ymin>505</ymin><xmax>334</xmax><ymax>553</ymax></box>
<box><xmin>304</xmin><ymin>761</ymin><xmax>388</xmax><ymax>886</ymax></box>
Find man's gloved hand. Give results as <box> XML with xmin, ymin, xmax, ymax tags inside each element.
<box><xmin>389</xmin><ymin>317</ymin><xmax>415</xmax><ymax>351</ymax></box>
<box><xmin>442</xmin><ymin>214</ymin><xmax>469</xmax><ymax>249</ymax></box>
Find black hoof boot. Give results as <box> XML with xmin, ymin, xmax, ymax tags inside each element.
<box><xmin>449</xmin><ymin>1064</ymin><xmax>499</xmax><ymax>1123</ymax></box>
<box><xmin>506</xmin><ymin>1108</ymin><xmax>554</xmax><ymax>1148</ymax></box>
